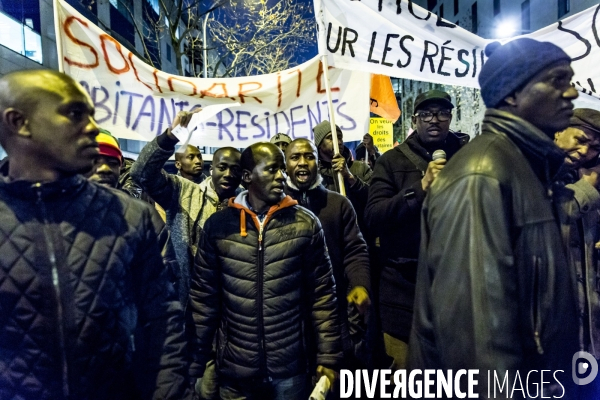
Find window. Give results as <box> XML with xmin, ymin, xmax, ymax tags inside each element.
<box><xmin>471</xmin><ymin>2</ymin><xmax>478</xmax><ymax>34</ymax></box>
<box><xmin>146</xmin><ymin>0</ymin><xmax>160</xmax><ymax>15</ymax></box>
<box><xmin>521</xmin><ymin>0</ymin><xmax>530</xmax><ymax>32</ymax></box>
<box><xmin>0</xmin><ymin>9</ymin><xmax>42</xmax><ymax>63</ymax></box>
<box><xmin>110</xmin><ymin>0</ymin><xmax>133</xmax><ymax>23</ymax></box>
<box><xmin>166</xmin><ymin>43</ymin><xmax>172</xmax><ymax>62</ymax></box>
<box><xmin>439</xmin><ymin>4</ymin><xmax>444</xmax><ymax>19</ymax></box>
<box><xmin>110</xmin><ymin>5</ymin><xmax>135</xmax><ymax>47</ymax></box>
<box><xmin>454</xmin><ymin>0</ymin><xmax>459</xmax><ymax>15</ymax></box>
<box><xmin>493</xmin><ymin>0</ymin><xmax>500</xmax><ymax>16</ymax></box>
<box><xmin>427</xmin><ymin>0</ymin><xmax>437</xmax><ymax>11</ymax></box>
<box><xmin>558</xmin><ymin>0</ymin><xmax>570</xmax><ymax>18</ymax></box>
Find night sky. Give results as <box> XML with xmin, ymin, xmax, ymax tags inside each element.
<box><xmin>295</xmin><ymin>0</ymin><xmax>319</xmax><ymax>64</ymax></box>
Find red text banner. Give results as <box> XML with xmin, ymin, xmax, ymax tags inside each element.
<box><xmin>56</xmin><ymin>0</ymin><xmax>370</xmax><ymax>145</ymax></box>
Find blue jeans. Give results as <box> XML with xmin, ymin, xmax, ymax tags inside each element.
<box><xmin>220</xmin><ymin>374</ymin><xmax>308</xmax><ymax>400</ymax></box>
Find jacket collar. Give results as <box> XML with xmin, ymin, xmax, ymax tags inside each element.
<box><xmin>406</xmin><ymin>130</ymin><xmax>470</xmax><ymax>161</ymax></box>
<box><xmin>483</xmin><ymin>109</ymin><xmax>566</xmax><ymax>183</ymax></box>
<box><xmin>176</xmin><ymin>170</ymin><xmax>206</xmax><ymax>184</ymax></box>
<box><xmin>200</xmin><ymin>175</ymin><xmax>219</xmax><ymax>204</ymax></box>
<box><xmin>285</xmin><ymin>175</ymin><xmax>323</xmax><ymax>192</ymax></box>
<box><xmin>228</xmin><ymin>191</ymin><xmax>298</xmax><ymax>237</ymax></box>
<box><xmin>0</xmin><ymin>173</ymin><xmax>88</xmax><ymax>200</ymax></box>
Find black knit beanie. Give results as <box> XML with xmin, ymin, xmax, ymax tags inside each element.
<box><xmin>479</xmin><ymin>38</ymin><xmax>571</xmax><ymax>108</ymax></box>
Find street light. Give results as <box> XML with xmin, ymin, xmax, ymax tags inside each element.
<box><xmin>203</xmin><ymin>12</ymin><xmax>211</xmax><ymax>78</ymax></box>
<box><xmin>495</xmin><ymin>20</ymin><xmax>518</xmax><ymax>38</ymax></box>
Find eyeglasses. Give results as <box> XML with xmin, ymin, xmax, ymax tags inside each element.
<box><xmin>413</xmin><ymin>110</ymin><xmax>452</xmax><ymax>122</ymax></box>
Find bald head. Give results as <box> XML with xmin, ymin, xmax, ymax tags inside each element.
<box><xmin>286</xmin><ymin>138</ymin><xmax>319</xmax><ymax>190</ymax></box>
<box><xmin>241</xmin><ymin>142</ymin><xmax>286</xmax><ymax>212</ymax></box>
<box><xmin>0</xmin><ymin>70</ymin><xmax>99</xmax><ymax>181</ymax></box>
<box><xmin>211</xmin><ymin>147</ymin><xmax>242</xmax><ymax>200</ymax></box>
<box><xmin>174</xmin><ymin>145</ymin><xmax>201</xmax><ymax>162</ymax></box>
<box><xmin>286</xmin><ymin>138</ymin><xmax>317</xmax><ymax>157</ymax></box>
<box><xmin>241</xmin><ymin>142</ymin><xmax>283</xmax><ymax>173</ymax></box>
<box><xmin>0</xmin><ymin>70</ymin><xmax>90</xmax><ymax>143</ymax></box>
<box><xmin>0</xmin><ymin>70</ymin><xmax>85</xmax><ymax>117</ymax></box>
<box><xmin>174</xmin><ymin>144</ymin><xmax>203</xmax><ymax>181</ymax></box>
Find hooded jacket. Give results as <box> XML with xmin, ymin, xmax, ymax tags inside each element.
<box><xmin>189</xmin><ymin>192</ymin><xmax>343</xmax><ymax>380</ymax></box>
<box><xmin>409</xmin><ymin>110</ymin><xmax>578</xmax><ymax>396</ymax></box>
<box><xmin>0</xmin><ymin>174</ymin><xmax>190</xmax><ymax>400</ymax></box>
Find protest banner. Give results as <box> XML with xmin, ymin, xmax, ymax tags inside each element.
<box><xmin>313</xmin><ymin>0</ymin><xmax>600</xmax><ymax>106</ymax></box>
<box><xmin>54</xmin><ymin>0</ymin><xmax>370</xmax><ymax>145</ymax></box>
<box><xmin>369</xmin><ymin>117</ymin><xmax>394</xmax><ymax>154</ymax></box>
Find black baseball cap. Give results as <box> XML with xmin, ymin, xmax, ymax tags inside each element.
<box><xmin>414</xmin><ymin>90</ymin><xmax>454</xmax><ymax>113</ymax></box>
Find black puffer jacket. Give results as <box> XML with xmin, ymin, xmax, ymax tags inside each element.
<box><xmin>409</xmin><ymin>110</ymin><xmax>578</xmax><ymax>396</ymax></box>
<box><xmin>189</xmin><ymin>193</ymin><xmax>343</xmax><ymax>380</ymax></box>
<box><xmin>0</xmin><ymin>175</ymin><xmax>190</xmax><ymax>400</ymax></box>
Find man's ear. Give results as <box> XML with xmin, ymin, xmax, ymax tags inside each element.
<box><xmin>175</xmin><ymin>161</ymin><xmax>181</xmax><ymax>170</ymax></box>
<box><xmin>411</xmin><ymin>115</ymin><xmax>417</xmax><ymax>129</ymax></box>
<box><xmin>503</xmin><ymin>94</ymin><xmax>517</xmax><ymax>107</ymax></box>
<box><xmin>3</xmin><ymin>108</ymin><xmax>30</xmax><ymax>137</ymax></box>
<box><xmin>209</xmin><ymin>165</ymin><xmax>213</xmax><ymax>175</ymax></box>
<box><xmin>242</xmin><ymin>169</ymin><xmax>252</xmax><ymax>184</ymax></box>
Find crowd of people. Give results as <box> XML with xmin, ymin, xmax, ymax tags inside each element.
<box><xmin>0</xmin><ymin>37</ymin><xmax>599</xmax><ymax>399</ymax></box>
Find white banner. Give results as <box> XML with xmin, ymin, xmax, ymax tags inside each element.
<box><xmin>314</xmin><ymin>0</ymin><xmax>600</xmax><ymax>105</ymax></box>
<box><xmin>55</xmin><ymin>0</ymin><xmax>370</xmax><ymax>146</ymax></box>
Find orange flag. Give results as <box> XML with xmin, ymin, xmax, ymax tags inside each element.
<box><xmin>370</xmin><ymin>74</ymin><xmax>401</xmax><ymax>123</ymax></box>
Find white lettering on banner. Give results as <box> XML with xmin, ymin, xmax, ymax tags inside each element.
<box><xmin>340</xmin><ymin>369</ymin><xmax>568</xmax><ymax>399</ymax></box>
<box><xmin>55</xmin><ymin>0</ymin><xmax>370</xmax><ymax>144</ymax></box>
<box><xmin>313</xmin><ymin>0</ymin><xmax>600</xmax><ymax>105</ymax></box>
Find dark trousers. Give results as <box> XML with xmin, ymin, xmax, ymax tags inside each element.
<box><xmin>220</xmin><ymin>374</ymin><xmax>308</xmax><ymax>400</ymax></box>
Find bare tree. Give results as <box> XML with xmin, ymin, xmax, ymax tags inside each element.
<box><xmin>206</xmin><ymin>0</ymin><xmax>316</xmax><ymax>77</ymax></box>
<box><xmin>113</xmin><ymin>0</ymin><xmax>223</xmax><ymax>75</ymax></box>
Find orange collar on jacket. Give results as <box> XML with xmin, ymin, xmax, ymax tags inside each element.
<box><xmin>228</xmin><ymin>195</ymin><xmax>298</xmax><ymax>237</ymax></box>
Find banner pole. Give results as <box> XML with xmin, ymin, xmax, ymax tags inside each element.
<box><xmin>320</xmin><ymin>54</ymin><xmax>346</xmax><ymax>197</ymax></box>
<box><xmin>53</xmin><ymin>0</ymin><xmax>64</xmax><ymax>73</ymax></box>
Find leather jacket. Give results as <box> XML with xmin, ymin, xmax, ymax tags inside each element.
<box><xmin>409</xmin><ymin>110</ymin><xmax>579</xmax><ymax>397</ymax></box>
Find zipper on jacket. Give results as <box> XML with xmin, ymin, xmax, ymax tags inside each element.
<box><xmin>256</xmin><ymin>220</ymin><xmax>268</xmax><ymax>381</ymax></box>
<box><xmin>35</xmin><ymin>184</ymin><xmax>70</xmax><ymax>398</ymax></box>
<box><xmin>532</xmin><ymin>256</ymin><xmax>544</xmax><ymax>355</ymax></box>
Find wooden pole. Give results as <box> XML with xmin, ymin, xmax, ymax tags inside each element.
<box><xmin>320</xmin><ymin>55</ymin><xmax>346</xmax><ymax>197</ymax></box>
<box><xmin>54</xmin><ymin>0</ymin><xmax>64</xmax><ymax>73</ymax></box>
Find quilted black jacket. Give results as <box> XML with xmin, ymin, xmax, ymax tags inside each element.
<box><xmin>189</xmin><ymin>193</ymin><xmax>343</xmax><ymax>380</ymax></box>
<box><xmin>0</xmin><ymin>174</ymin><xmax>190</xmax><ymax>400</ymax></box>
